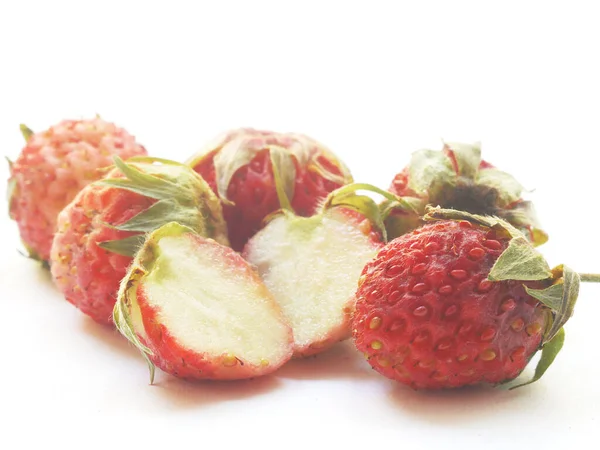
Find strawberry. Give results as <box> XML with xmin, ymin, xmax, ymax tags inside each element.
<box><xmin>50</xmin><ymin>157</ymin><xmax>228</xmax><ymax>324</ymax></box>
<box><xmin>114</xmin><ymin>222</ymin><xmax>294</xmax><ymax>382</ymax></box>
<box><xmin>244</xmin><ymin>183</ymin><xmax>398</xmax><ymax>357</ymax></box>
<box><xmin>187</xmin><ymin>128</ymin><xmax>353</xmax><ymax>251</ymax></box>
<box><xmin>353</xmin><ymin>208</ymin><xmax>590</xmax><ymax>389</ymax></box>
<box><xmin>385</xmin><ymin>142</ymin><xmax>547</xmax><ymax>246</ymax></box>
<box><xmin>7</xmin><ymin>118</ymin><xmax>147</xmax><ymax>262</ymax></box>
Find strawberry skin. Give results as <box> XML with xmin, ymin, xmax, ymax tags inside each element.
<box><xmin>353</xmin><ymin>220</ymin><xmax>550</xmax><ymax>389</ymax></box>
<box><xmin>188</xmin><ymin>128</ymin><xmax>353</xmax><ymax>251</ymax></box>
<box><xmin>7</xmin><ymin>118</ymin><xmax>147</xmax><ymax>262</ymax></box>
<box><xmin>50</xmin><ymin>159</ymin><xmax>228</xmax><ymax>324</ymax></box>
<box><xmin>51</xmin><ymin>180</ymin><xmax>153</xmax><ymax>324</ymax></box>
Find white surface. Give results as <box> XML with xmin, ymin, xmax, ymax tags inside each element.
<box><xmin>1</xmin><ymin>1</ymin><xmax>600</xmax><ymax>449</ymax></box>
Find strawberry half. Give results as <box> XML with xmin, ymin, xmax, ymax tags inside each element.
<box><xmin>385</xmin><ymin>142</ymin><xmax>547</xmax><ymax>246</ymax></box>
<box><xmin>353</xmin><ymin>208</ymin><xmax>593</xmax><ymax>390</ymax></box>
<box><xmin>187</xmin><ymin>128</ymin><xmax>353</xmax><ymax>251</ymax></box>
<box><xmin>114</xmin><ymin>222</ymin><xmax>294</xmax><ymax>382</ymax></box>
<box><xmin>50</xmin><ymin>157</ymin><xmax>228</xmax><ymax>324</ymax></box>
<box><xmin>244</xmin><ymin>183</ymin><xmax>401</xmax><ymax>357</ymax></box>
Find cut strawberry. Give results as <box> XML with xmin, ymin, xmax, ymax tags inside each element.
<box><xmin>244</xmin><ymin>184</ymin><xmax>397</xmax><ymax>356</ymax></box>
<box><xmin>114</xmin><ymin>223</ymin><xmax>294</xmax><ymax>382</ymax></box>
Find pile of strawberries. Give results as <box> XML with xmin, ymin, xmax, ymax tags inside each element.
<box><xmin>7</xmin><ymin>117</ymin><xmax>598</xmax><ymax>390</ymax></box>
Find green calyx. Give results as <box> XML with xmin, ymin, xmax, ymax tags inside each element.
<box><xmin>114</xmin><ymin>222</ymin><xmax>195</xmax><ymax>384</ymax></box>
<box><xmin>98</xmin><ymin>156</ymin><xmax>228</xmax><ymax>257</ymax></box>
<box><xmin>320</xmin><ymin>183</ymin><xmax>421</xmax><ymax>242</ymax></box>
<box><xmin>190</xmin><ymin>131</ymin><xmax>353</xmax><ymax>209</ymax></box>
<box><xmin>395</xmin><ymin>142</ymin><xmax>547</xmax><ymax>246</ymax></box>
<box><xmin>6</xmin><ymin>157</ymin><xmax>17</xmax><ymax>218</ymax></box>
<box><xmin>20</xmin><ymin>124</ymin><xmax>34</xmax><ymax>141</ymax></box>
<box><xmin>423</xmin><ymin>207</ymin><xmax>585</xmax><ymax>389</ymax></box>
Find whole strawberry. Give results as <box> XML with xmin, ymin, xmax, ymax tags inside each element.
<box><xmin>187</xmin><ymin>128</ymin><xmax>353</xmax><ymax>251</ymax></box>
<box><xmin>50</xmin><ymin>157</ymin><xmax>228</xmax><ymax>324</ymax></box>
<box><xmin>385</xmin><ymin>142</ymin><xmax>547</xmax><ymax>246</ymax></box>
<box><xmin>353</xmin><ymin>208</ymin><xmax>581</xmax><ymax>389</ymax></box>
<box><xmin>7</xmin><ymin>118</ymin><xmax>147</xmax><ymax>262</ymax></box>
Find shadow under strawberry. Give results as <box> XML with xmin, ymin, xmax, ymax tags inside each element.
<box><xmin>146</xmin><ymin>375</ymin><xmax>283</xmax><ymax>409</ymax></box>
<box><xmin>276</xmin><ymin>341</ymin><xmax>378</xmax><ymax>381</ymax></box>
<box><xmin>386</xmin><ymin>382</ymin><xmax>522</xmax><ymax>424</ymax></box>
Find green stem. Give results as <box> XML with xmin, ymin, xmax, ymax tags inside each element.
<box><xmin>329</xmin><ymin>182</ymin><xmax>401</xmax><ymax>204</ymax></box>
<box><xmin>580</xmin><ymin>273</ymin><xmax>600</xmax><ymax>283</ymax></box>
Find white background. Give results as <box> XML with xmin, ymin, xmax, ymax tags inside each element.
<box><xmin>1</xmin><ymin>1</ymin><xmax>599</xmax><ymax>449</ymax></box>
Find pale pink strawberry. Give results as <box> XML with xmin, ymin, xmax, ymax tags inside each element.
<box><xmin>7</xmin><ymin>118</ymin><xmax>147</xmax><ymax>262</ymax></box>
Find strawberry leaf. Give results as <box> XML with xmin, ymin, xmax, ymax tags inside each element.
<box><xmin>212</xmin><ymin>135</ymin><xmax>263</xmax><ymax>203</ymax></box>
<box><xmin>510</xmin><ymin>327</ymin><xmax>565</xmax><ymax>390</ymax></box>
<box><xmin>97</xmin><ymin>160</ymin><xmax>182</xmax><ymax>200</ymax></box>
<box><xmin>501</xmin><ymin>201</ymin><xmax>548</xmax><ymax>247</ymax></box>
<box><xmin>329</xmin><ymin>192</ymin><xmax>387</xmax><ymax>241</ymax></box>
<box><xmin>113</xmin><ymin>266</ymin><xmax>156</xmax><ymax>384</ymax></box>
<box><xmin>529</xmin><ymin>266</ymin><xmax>580</xmax><ymax>343</ymax></box>
<box><xmin>98</xmin><ymin>234</ymin><xmax>146</xmax><ymax>257</ymax></box>
<box><xmin>525</xmin><ymin>284</ymin><xmax>564</xmax><ymax>310</ymax></box>
<box><xmin>488</xmin><ymin>236</ymin><xmax>551</xmax><ymax>281</ymax></box>
<box><xmin>6</xmin><ymin>158</ymin><xmax>17</xmax><ymax>217</ymax></box>
<box><xmin>110</xmin><ymin>199</ymin><xmax>201</xmax><ymax>233</ymax></box>
<box><xmin>407</xmin><ymin>148</ymin><xmax>455</xmax><ymax>196</ymax></box>
<box><xmin>444</xmin><ymin>141</ymin><xmax>481</xmax><ymax>178</ymax></box>
<box><xmin>476</xmin><ymin>167</ymin><xmax>524</xmax><ymax>208</ymax></box>
<box><xmin>269</xmin><ymin>145</ymin><xmax>296</xmax><ymax>212</ymax></box>
<box><xmin>308</xmin><ymin>149</ymin><xmax>353</xmax><ymax>186</ymax></box>
<box><xmin>19</xmin><ymin>124</ymin><xmax>33</xmax><ymax>141</ymax></box>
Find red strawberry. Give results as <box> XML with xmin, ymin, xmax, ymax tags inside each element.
<box><xmin>114</xmin><ymin>222</ymin><xmax>294</xmax><ymax>382</ymax></box>
<box><xmin>353</xmin><ymin>208</ymin><xmax>586</xmax><ymax>389</ymax></box>
<box><xmin>385</xmin><ymin>142</ymin><xmax>547</xmax><ymax>246</ymax></box>
<box><xmin>50</xmin><ymin>157</ymin><xmax>228</xmax><ymax>324</ymax></box>
<box><xmin>187</xmin><ymin>128</ymin><xmax>353</xmax><ymax>251</ymax></box>
<box><xmin>244</xmin><ymin>183</ymin><xmax>396</xmax><ymax>357</ymax></box>
<box><xmin>7</xmin><ymin>118</ymin><xmax>147</xmax><ymax>262</ymax></box>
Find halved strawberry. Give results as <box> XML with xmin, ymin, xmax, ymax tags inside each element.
<box><xmin>243</xmin><ymin>184</ymin><xmax>402</xmax><ymax>356</ymax></box>
<box><xmin>114</xmin><ymin>222</ymin><xmax>294</xmax><ymax>382</ymax></box>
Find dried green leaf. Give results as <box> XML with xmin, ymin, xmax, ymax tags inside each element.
<box><xmin>488</xmin><ymin>236</ymin><xmax>551</xmax><ymax>281</ymax></box>
<box><xmin>19</xmin><ymin>124</ymin><xmax>33</xmax><ymax>141</ymax></box>
<box><xmin>525</xmin><ymin>284</ymin><xmax>564</xmax><ymax>311</ymax></box>
<box><xmin>444</xmin><ymin>141</ymin><xmax>481</xmax><ymax>178</ymax></box>
<box><xmin>309</xmin><ymin>150</ymin><xmax>353</xmax><ymax>186</ymax></box>
<box><xmin>98</xmin><ymin>234</ymin><xmax>146</xmax><ymax>257</ymax></box>
<box><xmin>542</xmin><ymin>266</ymin><xmax>580</xmax><ymax>342</ymax></box>
<box><xmin>407</xmin><ymin>149</ymin><xmax>456</xmax><ymax>196</ymax></box>
<box><xmin>212</xmin><ymin>135</ymin><xmax>262</xmax><ymax>202</ymax></box>
<box><xmin>97</xmin><ymin>157</ymin><xmax>184</xmax><ymax>200</ymax></box>
<box><xmin>476</xmin><ymin>167</ymin><xmax>524</xmax><ymax>207</ymax></box>
<box><xmin>329</xmin><ymin>192</ymin><xmax>387</xmax><ymax>241</ymax></box>
<box><xmin>510</xmin><ymin>327</ymin><xmax>565</xmax><ymax>389</ymax></box>
<box><xmin>269</xmin><ymin>145</ymin><xmax>296</xmax><ymax>211</ymax></box>
<box><xmin>110</xmin><ymin>156</ymin><xmax>181</xmax><ymax>199</ymax></box>
<box><xmin>380</xmin><ymin>196</ymin><xmax>424</xmax><ymax>221</ymax></box>
<box><xmin>113</xmin><ymin>267</ymin><xmax>155</xmax><ymax>384</ymax></box>
<box><xmin>423</xmin><ymin>207</ymin><xmax>521</xmax><ymax>238</ymax></box>
<box><xmin>110</xmin><ymin>199</ymin><xmax>198</xmax><ymax>233</ymax></box>
<box><xmin>501</xmin><ymin>201</ymin><xmax>548</xmax><ymax>247</ymax></box>
<box><xmin>7</xmin><ymin>176</ymin><xmax>17</xmax><ymax>216</ymax></box>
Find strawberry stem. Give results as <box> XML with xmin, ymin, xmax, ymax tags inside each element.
<box><xmin>580</xmin><ymin>273</ymin><xmax>600</xmax><ymax>283</ymax></box>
